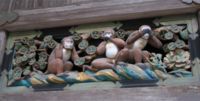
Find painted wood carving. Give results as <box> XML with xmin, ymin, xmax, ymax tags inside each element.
<box><xmin>4</xmin><ymin>18</ymin><xmax>194</xmax><ymax>88</ymax></box>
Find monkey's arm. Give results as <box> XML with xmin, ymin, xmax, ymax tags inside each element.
<box><xmin>110</xmin><ymin>38</ymin><xmax>126</xmax><ymax>49</ymax></box>
<box><xmin>55</xmin><ymin>44</ymin><xmax>63</xmax><ymax>59</ymax></box>
<box><xmin>72</xmin><ymin>47</ymin><xmax>79</xmax><ymax>61</ymax></box>
<box><xmin>96</xmin><ymin>41</ymin><xmax>106</xmax><ymax>55</ymax></box>
<box><xmin>126</xmin><ymin>31</ymin><xmax>143</xmax><ymax>45</ymax></box>
<box><xmin>148</xmin><ymin>35</ymin><xmax>163</xmax><ymax>49</ymax></box>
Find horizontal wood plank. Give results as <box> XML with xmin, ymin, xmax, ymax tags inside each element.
<box><xmin>0</xmin><ymin>0</ymin><xmax>200</xmax><ymax>31</ymax></box>
<box><xmin>198</xmin><ymin>11</ymin><xmax>200</xmax><ymax>29</ymax></box>
<box><xmin>0</xmin><ymin>0</ymin><xmax>104</xmax><ymax>11</ymax></box>
<box><xmin>1</xmin><ymin>85</ymin><xmax>200</xmax><ymax>101</ymax></box>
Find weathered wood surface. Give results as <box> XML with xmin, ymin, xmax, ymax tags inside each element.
<box><xmin>0</xmin><ymin>0</ymin><xmax>102</xmax><ymax>11</ymax></box>
<box><xmin>1</xmin><ymin>85</ymin><xmax>200</xmax><ymax>101</ymax></box>
<box><xmin>0</xmin><ymin>31</ymin><xmax>6</xmax><ymax>68</ymax></box>
<box><xmin>0</xmin><ymin>0</ymin><xmax>199</xmax><ymax>31</ymax></box>
<box><xmin>198</xmin><ymin>11</ymin><xmax>200</xmax><ymax>30</ymax></box>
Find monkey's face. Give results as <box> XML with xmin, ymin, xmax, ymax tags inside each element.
<box><xmin>62</xmin><ymin>38</ymin><xmax>74</xmax><ymax>49</ymax></box>
<box><xmin>102</xmin><ymin>29</ymin><xmax>115</xmax><ymax>40</ymax></box>
<box><xmin>139</xmin><ymin>25</ymin><xmax>152</xmax><ymax>39</ymax></box>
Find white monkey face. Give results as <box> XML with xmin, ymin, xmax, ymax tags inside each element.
<box><xmin>103</xmin><ymin>32</ymin><xmax>113</xmax><ymax>38</ymax></box>
<box><xmin>102</xmin><ymin>29</ymin><xmax>115</xmax><ymax>39</ymax></box>
<box><xmin>62</xmin><ymin>38</ymin><xmax>74</xmax><ymax>49</ymax></box>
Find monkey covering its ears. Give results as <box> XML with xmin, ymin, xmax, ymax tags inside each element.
<box><xmin>47</xmin><ymin>37</ymin><xmax>79</xmax><ymax>75</ymax></box>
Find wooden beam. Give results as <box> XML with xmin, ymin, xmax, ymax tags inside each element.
<box><xmin>1</xmin><ymin>85</ymin><xmax>200</xmax><ymax>101</ymax></box>
<box><xmin>0</xmin><ymin>0</ymin><xmax>11</xmax><ymax>12</ymax></box>
<box><xmin>0</xmin><ymin>0</ymin><xmax>200</xmax><ymax>31</ymax></box>
<box><xmin>0</xmin><ymin>31</ymin><xmax>6</xmax><ymax>68</ymax></box>
<box><xmin>198</xmin><ymin>11</ymin><xmax>200</xmax><ymax>30</ymax></box>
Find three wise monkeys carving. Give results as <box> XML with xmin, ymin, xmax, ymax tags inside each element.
<box><xmin>47</xmin><ymin>25</ymin><xmax>163</xmax><ymax>75</ymax></box>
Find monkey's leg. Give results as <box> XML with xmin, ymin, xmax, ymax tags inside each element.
<box><xmin>91</xmin><ymin>58</ymin><xmax>114</xmax><ymax>70</ymax></box>
<box><xmin>132</xmin><ymin>48</ymin><xmax>143</xmax><ymax>63</ymax></box>
<box><xmin>63</xmin><ymin>61</ymin><xmax>73</xmax><ymax>71</ymax></box>
<box><xmin>48</xmin><ymin>59</ymin><xmax>64</xmax><ymax>74</ymax></box>
<box><xmin>115</xmin><ymin>48</ymin><xmax>129</xmax><ymax>64</ymax></box>
<box><xmin>142</xmin><ymin>50</ymin><xmax>151</xmax><ymax>62</ymax></box>
<box><xmin>82</xmin><ymin>65</ymin><xmax>98</xmax><ymax>72</ymax></box>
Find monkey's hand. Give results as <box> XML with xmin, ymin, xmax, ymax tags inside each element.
<box><xmin>104</xmin><ymin>36</ymin><xmax>111</xmax><ymax>41</ymax></box>
<box><xmin>84</xmin><ymin>56</ymin><xmax>93</xmax><ymax>61</ymax></box>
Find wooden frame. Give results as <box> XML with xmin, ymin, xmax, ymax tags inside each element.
<box><xmin>1</xmin><ymin>14</ymin><xmax>200</xmax><ymax>94</ymax></box>
<box><xmin>0</xmin><ymin>0</ymin><xmax>200</xmax><ymax>95</ymax></box>
<box><xmin>0</xmin><ymin>31</ymin><xmax>6</xmax><ymax>69</ymax></box>
<box><xmin>0</xmin><ymin>0</ymin><xmax>200</xmax><ymax>31</ymax></box>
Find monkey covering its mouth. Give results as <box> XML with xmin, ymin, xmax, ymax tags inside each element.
<box><xmin>83</xmin><ymin>28</ymin><xmax>126</xmax><ymax>71</ymax></box>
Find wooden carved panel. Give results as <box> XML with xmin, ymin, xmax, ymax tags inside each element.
<box><xmin>0</xmin><ymin>15</ymin><xmax>198</xmax><ymax>90</ymax></box>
